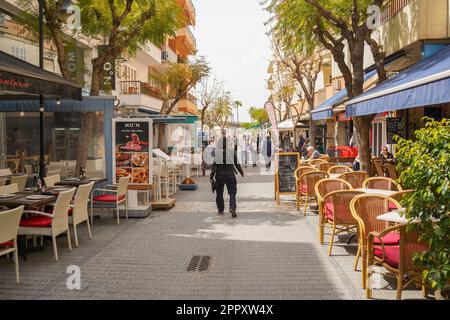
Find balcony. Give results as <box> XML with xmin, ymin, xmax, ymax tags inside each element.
<box><xmin>175</xmin><ymin>26</ymin><xmax>197</xmax><ymax>58</ymax></box>
<box><xmin>176</xmin><ymin>93</ymin><xmax>199</xmax><ymax>115</ymax></box>
<box><xmin>177</xmin><ymin>0</ymin><xmax>196</xmax><ymax>26</ymax></box>
<box><xmin>119</xmin><ymin>81</ymin><xmax>162</xmax><ymax>112</ymax></box>
<box><xmin>161</xmin><ymin>46</ymin><xmax>178</xmax><ymax>64</ymax></box>
<box><xmin>137</xmin><ymin>42</ymin><xmax>162</xmax><ymax>66</ymax></box>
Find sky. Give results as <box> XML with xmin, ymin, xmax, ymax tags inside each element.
<box><xmin>192</xmin><ymin>0</ymin><xmax>272</xmax><ymax>123</ymax></box>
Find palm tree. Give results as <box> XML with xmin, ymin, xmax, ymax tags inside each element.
<box><xmin>233</xmin><ymin>100</ymin><xmax>243</xmax><ymax>125</ymax></box>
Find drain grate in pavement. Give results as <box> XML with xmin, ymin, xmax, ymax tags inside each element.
<box><xmin>187</xmin><ymin>255</ymin><xmax>211</xmax><ymax>272</ymax></box>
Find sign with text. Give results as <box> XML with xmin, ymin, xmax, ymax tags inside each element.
<box><xmin>98</xmin><ymin>45</ymin><xmax>116</xmax><ymax>91</ymax></box>
<box><xmin>386</xmin><ymin>117</ymin><xmax>404</xmax><ymax>144</ymax></box>
<box><xmin>275</xmin><ymin>152</ymin><xmax>300</xmax><ymax>204</ymax></box>
<box><xmin>112</xmin><ymin>118</ymin><xmax>153</xmax><ymax>185</ymax></box>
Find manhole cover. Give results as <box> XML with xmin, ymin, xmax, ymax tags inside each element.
<box><xmin>187</xmin><ymin>255</ymin><xmax>211</xmax><ymax>272</ymax></box>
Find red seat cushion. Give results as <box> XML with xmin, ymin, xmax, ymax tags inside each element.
<box><xmin>374</xmin><ymin>232</ymin><xmax>400</xmax><ymax>245</ymax></box>
<box><xmin>325</xmin><ymin>202</ymin><xmax>334</xmax><ymax>221</ymax></box>
<box><xmin>93</xmin><ymin>194</ymin><xmax>125</xmax><ymax>203</ymax></box>
<box><xmin>20</xmin><ymin>215</ymin><xmax>52</xmax><ymax>228</ymax></box>
<box><xmin>374</xmin><ymin>245</ymin><xmax>399</xmax><ymax>268</ymax></box>
<box><xmin>0</xmin><ymin>241</ymin><xmax>13</xmax><ymax>247</ymax></box>
<box><xmin>297</xmin><ymin>184</ymin><xmax>307</xmax><ymax>194</ymax></box>
<box><xmin>388</xmin><ymin>201</ymin><xmax>399</xmax><ymax>211</ymax></box>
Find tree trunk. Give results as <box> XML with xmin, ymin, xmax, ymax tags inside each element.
<box><xmin>353</xmin><ymin>115</ymin><xmax>375</xmax><ymax>175</ymax></box>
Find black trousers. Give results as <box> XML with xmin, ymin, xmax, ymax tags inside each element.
<box><xmin>215</xmin><ymin>175</ymin><xmax>237</xmax><ymax>212</ymax></box>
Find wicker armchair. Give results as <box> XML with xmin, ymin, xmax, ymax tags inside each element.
<box><xmin>315</xmin><ymin>179</ymin><xmax>353</xmax><ymax>244</ymax></box>
<box><xmin>297</xmin><ymin>171</ymin><xmax>329</xmax><ymax>215</ymax></box>
<box><xmin>0</xmin><ymin>206</ymin><xmax>24</xmax><ymax>283</ymax></box>
<box><xmin>323</xmin><ymin>190</ymin><xmax>365</xmax><ymax>256</ymax></box>
<box><xmin>69</xmin><ymin>182</ymin><xmax>94</xmax><ymax>247</ymax></box>
<box><xmin>0</xmin><ymin>183</ymin><xmax>19</xmax><ymax>195</ymax></box>
<box><xmin>10</xmin><ymin>174</ymin><xmax>28</xmax><ymax>191</ymax></box>
<box><xmin>328</xmin><ymin>165</ymin><xmax>353</xmax><ymax>175</ymax></box>
<box><xmin>320</xmin><ymin>154</ymin><xmax>331</xmax><ymax>162</ymax></box>
<box><xmin>309</xmin><ymin>159</ymin><xmax>327</xmax><ymax>166</ymax></box>
<box><xmin>43</xmin><ymin>174</ymin><xmax>61</xmax><ymax>188</ymax></box>
<box><xmin>385</xmin><ymin>163</ymin><xmax>398</xmax><ymax>179</ymax></box>
<box><xmin>339</xmin><ymin>171</ymin><xmax>369</xmax><ymax>188</ymax></box>
<box><xmin>19</xmin><ymin>188</ymin><xmax>76</xmax><ymax>262</ymax></box>
<box><xmin>367</xmin><ymin>223</ymin><xmax>428</xmax><ymax>299</ymax></box>
<box><xmin>350</xmin><ymin>194</ymin><xmax>402</xmax><ymax>289</ymax></box>
<box><xmin>362</xmin><ymin>177</ymin><xmax>402</xmax><ymax>191</ymax></box>
<box><xmin>373</xmin><ymin>161</ymin><xmax>386</xmax><ymax>177</ymax></box>
<box><xmin>315</xmin><ymin>162</ymin><xmax>335</xmax><ymax>173</ymax></box>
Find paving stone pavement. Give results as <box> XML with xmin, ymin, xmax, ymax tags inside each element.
<box><xmin>0</xmin><ymin>166</ymin><xmax>428</xmax><ymax>300</ymax></box>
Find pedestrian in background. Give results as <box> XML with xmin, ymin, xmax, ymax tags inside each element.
<box><xmin>261</xmin><ymin>135</ymin><xmax>274</xmax><ymax>169</ymax></box>
<box><xmin>210</xmin><ymin>134</ymin><xmax>244</xmax><ymax>218</ymax></box>
<box><xmin>249</xmin><ymin>135</ymin><xmax>257</xmax><ymax>167</ymax></box>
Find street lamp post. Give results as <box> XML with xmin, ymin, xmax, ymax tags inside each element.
<box><xmin>38</xmin><ymin>0</ymin><xmax>46</xmax><ymax>180</ymax></box>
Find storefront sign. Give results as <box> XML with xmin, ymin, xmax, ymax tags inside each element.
<box><xmin>98</xmin><ymin>45</ymin><xmax>116</xmax><ymax>91</ymax></box>
<box><xmin>275</xmin><ymin>152</ymin><xmax>300</xmax><ymax>204</ymax></box>
<box><xmin>386</xmin><ymin>117</ymin><xmax>404</xmax><ymax>144</ymax></box>
<box><xmin>112</xmin><ymin>118</ymin><xmax>153</xmax><ymax>185</ymax></box>
<box><xmin>0</xmin><ymin>73</ymin><xmax>32</xmax><ymax>89</ymax></box>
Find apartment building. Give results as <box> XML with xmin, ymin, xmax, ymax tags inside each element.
<box><xmin>311</xmin><ymin>0</ymin><xmax>450</xmax><ymax>156</ymax></box>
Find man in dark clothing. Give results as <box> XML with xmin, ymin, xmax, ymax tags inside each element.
<box><xmin>298</xmin><ymin>134</ymin><xmax>306</xmax><ymax>151</ymax></box>
<box><xmin>256</xmin><ymin>134</ymin><xmax>260</xmax><ymax>154</ymax></box>
<box><xmin>210</xmin><ymin>135</ymin><xmax>244</xmax><ymax>218</ymax></box>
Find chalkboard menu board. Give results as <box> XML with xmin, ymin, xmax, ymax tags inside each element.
<box><xmin>276</xmin><ymin>152</ymin><xmax>300</xmax><ymax>200</ymax></box>
<box><xmin>386</xmin><ymin>117</ymin><xmax>404</xmax><ymax>144</ymax></box>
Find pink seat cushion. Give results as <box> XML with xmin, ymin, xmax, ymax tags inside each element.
<box><xmin>374</xmin><ymin>245</ymin><xmax>399</xmax><ymax>268</ymax></box>
<box><xmin>0</xmin><ymin>241</ymin><xmax>13</xmax><ymax>247</ymax></box>
<box><xmin>20</xmin><ymin>215</ymin><xmax>52</xmax><ymax>228</ymax></box>
<box><xmin>325</xmin><ymin>202</ymin><xmax>334</xmax><ymax>221</ymax></box>
<box><xmin>374</xmin><ymin>232</ymin><xmax>400</xmax><ymax>245</ymax></box>
<box><xmin>93</xmin><ymin>194</ymin><xmax>125</xmax><ymax>203</ymax></box>
<box><xmin>388</xmin><ymin>201</ymin><xmax>399</xmax><ymax>211</ymax></box>
<box><xmin>297</xmin><ymin>184</ymin><xmax>307</xmax><ymax>194</ymax></box>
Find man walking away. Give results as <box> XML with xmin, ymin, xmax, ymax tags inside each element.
<box><xmin>249</xmin><ymin>135</ymin><xmax>257</xmax><ymax>167</ymax></box>
<box><xmin>210</xmin><ymin>134</ymin><xmax>244</xmax><ymax>218</ymax></box>
<box><xmin>262</xmin><ymin>135</ymin><xmax>273</xmax><ymax>169</ymax></box>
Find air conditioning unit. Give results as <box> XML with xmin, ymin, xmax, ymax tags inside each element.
<box><xmin>333</xmin><ymin>79</ymin><xmax>342</xmax><ymax>91</ymax></box>
<box><xmin>161</xmin><ymin>51</ymin><xmax>169</xmax><ymax>62</ymax></box>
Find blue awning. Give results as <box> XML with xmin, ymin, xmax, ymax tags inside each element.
<box><xmin>0</xmin><ymin>96</ymin><xmax>115</xmax><ymax>112</ymax></box>
<box><xmin>312</xmin><ymin>70</ymin><xmax>377</xmax><ymax>121</ymax></box>
<box><xmin>346</xmin><ymin>46</ymin><xmax>450</xmax><ymax>117</ymax></box>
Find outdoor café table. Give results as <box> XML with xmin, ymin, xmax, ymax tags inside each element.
<box><xmin>354</xmin><ymin>188</ymin><xmax>397</xmax><ymax>197</ymax></box>
<box><xmin>377</xmin><ymin>209</ymin><xmax>409</xmax><ymax>224</ymax></box>
<box><xmin>0</xmin><ymin>192</ymin><xmax>57</xmax><ymax>260</ymax></box>
<box><xmin>55</xmin><ymin>177</ymin><xmax>107</xmax><ymax>187</ymax></box>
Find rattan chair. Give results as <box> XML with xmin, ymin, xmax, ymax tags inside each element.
<box><xmin>350</xmin><ymin>194</ymin><xmax>402</xmax><ymax>289</ymax></box>
<box><xmin>315</xmin><ymin>162</ymin><xmax>335</xmax><ymax>173</ymax></box>
<box><xmin>0</xmin><ymin>183</ymin><xmax>19</xmax><ymax>195</ymax></box>
<box><xmin>19</xmin><ymin>188</ymin><xmax>76</xmax><ymax>262</ymax></box>
<box><xmin>10</xmin><ymin>174</ymin><xmax>28</xmax><ymax>191</ymax></box>
<box><xmin>298</xmin><ymin>171</ymin><xmax>329</xmax><ymax>215</ymax></box>
<box><xmin>385</xmin><ymin>163</ymin><xmax>398</xmax><ymax>179</ymax></box>
<box><xmin>339</xmin><ymin>171</ymin><xmax>369</xmax><ymax>189</ymax></box>
<box><xmin>43</xmin><ymin>174</ymin><xmax>61</xmax><ymax>188</ymax></box>
<box><xmin>367</xmin><ymin>223</ymin><xmax>428</xmax><ymax>300</ymax></box>
<box><xmin>295</xmin><ymin>166</ymin><xmax>316</xmax><ymax>211</ymax></box>
<box><xmin>328</xmin><ymin>165</ymin><xmax>353</xmax><ymax>175</ymax></box>
<box><xmin>315</xmin><ymin>179</ymin><xmax>353</xmax><ymax>245</ymax></box>
<box><xmin>323</xmin><ymin>190</ymin><xmax>365</xmax><ymax>256</ymax></box>
<box><xmin>69</xmin><ymin>182</ymin><xmax>94</xmax><ymax>247</ymax></box>
<box><xmin>0</xmin><ymin>178</ymin><xmax>7</xmax><ymax>186</ymax></box>
<box><xmin>308</xmin><ymin>159</ymin><xmax>327</xmax><ymax>166</ymax></box>
<box><xmin>0</xmin><ymin>206</ymin><xmax>24</xmax><ymax>283</ymax></box>
<box><xmin>91</xmin><ymin>176</ymin><xmax>130</xmax><ymax>225</ymax></box>
<box><xmin>320</xmin><ymin>154</ymin><xmax>331</xmax><ymax>162</ymax></box>
<box><xmin>362</xmin><ymin>177</ymin><xmax>402</xmax><ymax>191</ymax></box>
<box><xmin>374</xmin><ymin>161</ymin><xmax>386</xmax><ymax>177</ymax></box>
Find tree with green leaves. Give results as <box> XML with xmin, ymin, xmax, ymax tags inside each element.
<box><xmin>396</xmin><ymin>118</ymin><xmax>450</xmax><ymax>295</ymax></box>
<box><xmin>250</xmin><ymin>107</ymin><xmax>269</xmax><ymax>125</ymax></box>
<box><xmin>233</xmin><ymin>100</ymin><xmax>243</xmax><ymax>125</ymax></box>
<box><xmin>205</xmin><ymin>93</ymin><xmax>233</xmax><ymax>130</ymax></box>
<box><xmin>266</xmin><ymin>0</ymin><xmax>386</xmax><ymax>174</ymax></box>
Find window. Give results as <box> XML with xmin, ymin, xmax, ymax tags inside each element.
<box><xmin>0</xmin><ymin>13</ymin><xmax>6</xmax><ymax>26</ymax></box>
<box><xmin>11</xmin><ymin>46</ymin><xmax>26</xmax><ymax>61</ymax></box>
<box><xmin>122</xmin><ymin>64</ymin><xmax>137</xmax><ymax>81</ymax></box>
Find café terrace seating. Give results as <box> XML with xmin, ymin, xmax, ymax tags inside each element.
<box><xmin>339</xmin><ymin>171</ymin><xmax>369</xmax><ymax>189</ymax></box>
<box><xmin>0</xmin><ymin>206</ymin><xmax>24</xmax><ymax>283</ymax></box>
<box><xmin>328</xmin><ymin>165</ymin><xmax>353</xmax><ymax>175</ymax></box>
<box><xmin>363</xmin><ymin>177</ymin><xmax>402</xmax><ymax>191</ymax></box>
<box><xmin>297</xmin><ymin>171</ymin><xmax>329</xmax><ymax>215</ymax></box>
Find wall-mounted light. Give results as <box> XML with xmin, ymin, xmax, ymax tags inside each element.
<box><xmin>19</xmin><ymin>109</ymin><xmax>25</xmax><ymax>117</ymax></box>
<box><xmin>39</xmin><ymin>106</ymin><xmax>44</xmax><ymax>112</ymax></box>
<box><xmin>56</xmin><ymin>97</ymin><xmax>61</xmax><ymax>105</ymax></box>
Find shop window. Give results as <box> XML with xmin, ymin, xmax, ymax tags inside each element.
<box><xmin>424</xmin><ymin>107</ymin><xmax>443</xmax><ymax>121</ymax></box>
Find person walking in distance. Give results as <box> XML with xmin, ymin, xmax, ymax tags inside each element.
<box><xmin>249</xmin><ymin>135</ymin><xmax>257</xmax><ymax>167</ymax></box>
<box><xmin>210</xmin><ymin>133</ymin><xmax>244</xmax><ymax>218</ymax></box>
<box><xmin>262</xmin><ymin>135</ymin><xmax>273</xmax><ymax>169</ymax></box>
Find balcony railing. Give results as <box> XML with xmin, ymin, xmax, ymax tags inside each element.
<box><xmin>120</xmin><ymin>81</ymin><xmax>160</xmax><ymax>99</ymax></box>
<box><xmin>382</xmin><ymin>0</ymin><xmax>411</xmax><ymax>23</ymax></box>
<box><xmin>186</xmin><ymin>26</ymin><xmax>196</xmax><ymax>48</ymax></box>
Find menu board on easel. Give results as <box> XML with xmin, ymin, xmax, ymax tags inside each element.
<box><xmin>275</xmin><ymin>152</ymin><xmax>300</xmax><ymax>204</ymax></box>
<box><xmin>112</xmin><ymin>118</ymin><xmax>153</xmax><ymax>185</ymax></box>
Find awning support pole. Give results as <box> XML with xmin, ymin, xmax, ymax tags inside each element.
<box><xmin>38</xmin><ymin>0</ymin><xmax>46</xmax><ymax>180</ymax></box>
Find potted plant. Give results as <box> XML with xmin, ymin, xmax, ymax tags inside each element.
<box><xmin>396</xmin><ymin>118</ymin><xmax>450</xmax><ymax>300</ymax></box>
